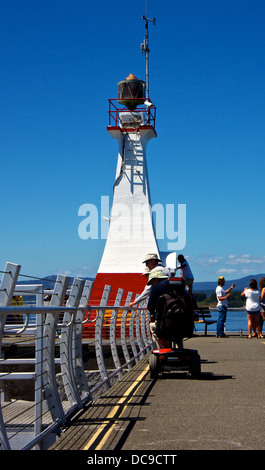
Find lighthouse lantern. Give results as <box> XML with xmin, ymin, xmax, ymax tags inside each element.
<box><xmin>118</xmin><ymin>73</ymin><xmax>146</xmax><ymax>110</ymax></box>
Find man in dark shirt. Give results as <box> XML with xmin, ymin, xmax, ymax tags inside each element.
<box><xmin>147</xmin><ymin>271</ymin><xmax>194</xmax><ymax>349</ymax></box>
<box><xmin>147</xmin><ymin>272</ymin><xmax>169</xmax><ymax>320</ymax></box>
<box><xmin>147</xmin><ymin>270</ymin><xmax>170</xmax><ymax>348</ymax></box>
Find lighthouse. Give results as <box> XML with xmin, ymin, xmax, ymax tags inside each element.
<box><xmin>90</xmin><ymin>74</ymin><xmax>159</xmax><ymax>302</ymax></box>
<box><xmin>90</xmin><ymin>17</ymin><xmax>163</xmax><ymax>303</ymax></box>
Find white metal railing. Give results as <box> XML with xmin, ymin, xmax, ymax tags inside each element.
<box><xmin>0</xmin><ymin>262</ymin><xmax>151</xmax><ymax>450</ymax></box>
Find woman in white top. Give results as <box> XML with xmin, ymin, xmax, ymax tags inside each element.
<box><xmin>241</xmin><ymin>279</ymin><xmax>263</xmax><ymax>338</ymax></box>
<box><xmin>259</xmin><ymin>278</ymin><xmax>265</xmax><ymax>333</ymax></box>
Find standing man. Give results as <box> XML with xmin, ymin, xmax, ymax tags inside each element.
<box><xmin>176</xmin><ymin>254</ymin><xmax>194</xmax><ymax>295</ymax></box>
<box><xmin>216</xmin><ymin>276</ymin><xmax>235</xmax><ymax>338</ymax></box>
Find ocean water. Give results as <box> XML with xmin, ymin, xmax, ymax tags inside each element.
<box><xmin>13</xmin><ymin>309</ymin><xmax>261</xmax><ymax>334</ymax></box>
<box><xmin>194</xmin><ymin>309</ymin><xmax>259</xmax><ymax>333</ymax></box>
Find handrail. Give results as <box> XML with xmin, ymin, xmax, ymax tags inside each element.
<box><xmin>0</xmin><ymin>261</ymin><xmax>152</xmax><ymax>450</ymax></box>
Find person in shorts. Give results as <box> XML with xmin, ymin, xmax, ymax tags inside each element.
<box><xmin>259</xmin><ymin>277</ymin><xmax>265</xmax><ymax>332</ymax></box>
<box><xmin>241</xmin><ymin>279</ymin><xmax>263</xmax><ymax>338</ymax></box>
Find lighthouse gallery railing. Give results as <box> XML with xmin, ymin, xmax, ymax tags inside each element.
<box><xmin>0</xmin><ymin>262</ymin><xmax>152</xmax><ymax>450</ymax></box>
<box><xmin>108</xmin><ymin>98</ymin><xmax>156</xmax><ymax>128</ymax></box>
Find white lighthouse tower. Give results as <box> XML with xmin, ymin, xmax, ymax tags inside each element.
<box><xmin>91</xmin><ymin>17</ymin><xmax>160</xmax><ymax>302</ymax></box>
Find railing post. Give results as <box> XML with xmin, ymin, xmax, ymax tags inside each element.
<box><xmin>0</xmin><ymin>262</ymin><xmax>21</xmax><ymax>450</ymax></box>
<box><xmin>110</xmin><ymin>289</ymin><xmax>123</xmax><ymax>379</ymax></box>
<box><xmin>129</xmin><ymin>304</ymin><xmax>138</xmax><ymax>365</ymax></box>
<box><xmin>34</xmin><ymin>284</ymin><xmax>44</xmax><ymax>449</ymax></box>
<box><xmin>95</xmin><ymin>285</ymin><xmax>111</xmax><ymax>390</ymax></box>
<box><xmin>43</xmin><ymin>275</ymin><xmax>70</xmax><ymax>426</ymax></box>
<box><xmin>121</xmin><ymin>292</ymin><xmax>133</xmax><ymax>369</ymax></box>
<box><xmin>74</xmin><ymin>280</ymin><xmax>93</xmax><ymax>403</ymax></box>
<box><xmin>135</xmin><ymin>305</ymin><xmax>145</xmax><ymax>360</ymax></box>
<box><xmin>60</xmin><ymin>278</ymin><xmax>85</xmax><ymax>410</ymax></box>
<box><xmin>140</xmin><ymin>300</ymin><xmax>150</xmax><ymax>352</ymax></box>
<box><xmin>146</xmin><ymin>311</ymin><xmax>153</xmax><ymax>346</ymax></box>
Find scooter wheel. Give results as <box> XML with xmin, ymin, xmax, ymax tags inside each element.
<box><xmin>149</xmin><ymin>354</ymin><xmax>160</xmax><ymax>379</ymax></box>
<box><xmin>189</xmin><ymin>353</ymin><xmax>201</xmax><ymax>379</ymax></box>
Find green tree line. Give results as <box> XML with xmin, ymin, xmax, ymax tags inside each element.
<box><xmin>194</xmin><ymin>291</ymin><xmax>245</xmax><ymax>308</ymax></box>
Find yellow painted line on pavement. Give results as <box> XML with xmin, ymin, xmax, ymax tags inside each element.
<box><xmin>83</xmin><ymin>364</ymin><xmax>149</xmax><ymax>450</ymax></box>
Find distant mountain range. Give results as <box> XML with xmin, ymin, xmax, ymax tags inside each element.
<box><xmin>193</xmin><ymin>273</ymin><xmax>265</xmax><ymax>294</ymax></box>
<box><xmin>16</xmin><ymin>275</ymin><xmax>94</xmax><ymax>290</ymax></box>
<box><xmin>17</xmin><ymin>273</ymin><xmax>265</xmax><ymax>294</ymax></box>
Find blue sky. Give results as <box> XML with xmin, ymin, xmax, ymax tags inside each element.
<box><xmin>1</xmin><ymin>0</ymin><xmax>265</xmax><ymax>283</ymax></box>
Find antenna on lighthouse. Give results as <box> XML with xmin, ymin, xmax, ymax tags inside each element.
<box><xmin>141</xmin><ymin>14</ymin><xmax>156</xmax><ymax>100</ymax></box>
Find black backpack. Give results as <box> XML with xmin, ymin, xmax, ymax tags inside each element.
<box><xmin>156</xmin><ymin>290</ymin><xmax>194</xmax><ymax>341</ymax></box>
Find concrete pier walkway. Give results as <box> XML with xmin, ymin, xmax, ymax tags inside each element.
<box><xmin>50</xmin><ymin>333</ymin><xmax>265</xmax><ymax>451</ymax></box>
